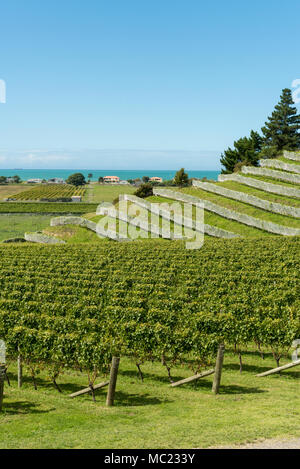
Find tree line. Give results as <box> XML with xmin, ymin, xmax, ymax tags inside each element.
<box><xmin>221</xmin><ymin>88</ymin><xmax>300</xmax><ymax>173</ymax></box>
<box><xmin>0</xmin><ymin>175</ymin><xmax>21</xmax><ymax>185</ymax></box>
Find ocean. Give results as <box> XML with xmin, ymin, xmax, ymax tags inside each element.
<box><xmin>0</xmin><ymin>169</ymin><xmax>220</xmax><ymax>182</ymax></box>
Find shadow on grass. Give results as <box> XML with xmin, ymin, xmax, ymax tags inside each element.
<box><xmin>2</xmin><ymin>401</ymin><xmax>56</xmax><ymax>415</ymax></box>
<box><xmin>120</xmin><ymin>370</ymin><xmax>266</xmax><ymax>395</ymax></box>
<box><xmin>119</xmin><ymin>369</ymin><xmax>186</xmax><ymax>385</ymax></box>
<box><xmin>169</xmin><ymin>377</ymin><xmax>266</xmax><ymax>394</ymax></box>
<box><xmin>223</xmin><ymin>363</ymin><xmax>270</xmax><ymax>373</ymax></box>
<box><xmin>219</xmin><ymin>384</ymin><xmax>266</xmax><ymax>395</ymax></box>
<box><xmin>115</xmin><ymin>391</ymin><xmax>172</xmax><ymax>407</ymax></box>
<box><xmin>5</xmin><ymin>372</ymin><xmax>97</xmax><ymax>395</ymax></box>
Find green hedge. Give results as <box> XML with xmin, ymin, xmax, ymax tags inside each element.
<box><xmin>0</xmin><ymin>202</ymin><xmax>99</xmax><ymax>214</ymax></box>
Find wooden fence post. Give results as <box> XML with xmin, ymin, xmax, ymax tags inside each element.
<box><xmin>18</xmin><ymin>355</ymin><xmax>23</xmax><ymax>388</ymax></box>
<box><xmin>0</xmin><ymin>364</ymin><xmax>5</xmax><ymax>412</ymax></box>
<box><xmin>106</xmin><ymin>356</ymin><xmax>120</xmax><ymax>407</ymax></box>
<box><xmin>212</xmin><ymin>344</ymin><xmax>225</xmax><ymax>395</ymax></box>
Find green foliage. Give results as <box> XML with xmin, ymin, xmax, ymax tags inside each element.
<box><xmin>0</xmin><ymin>237</ymin><xmax>298</xmax><ymax>378</ymax></box>
<box><xmin>0</xmin><ymin>202</ymin><xmax>99</xmax><ymax>214</ymax></box>
<box><xmin>134</xmin><ymin>183</ymin><xmax>153</xmax><ymax>198</ymax></box>
<box><xmin>261</xmin><ymin>88</ymin><xmax>300</xmax><ymax>155</ymax></box>
<box><xmin>174</xmin><ymin>168</ymin><xmax>189</xmax><ymax>187</ymax></box>
<box><xmin>220</xmin><ymin>131</ymin><xmax>262</xmax><ymax>174</ymax></box>
<box><xmin>259</xmin><ymin>145</ymin><xmax>279</xmax><ymax>160</ymax></box>
<box><xmin>0</xmin><ymin>176</ymin><xmax>7</xmax><ymax>185</ymax></box>
<box><xmin>66</xmin><ymin>173</ymin><xmax>86</xmax><ymax>186</ymax></box>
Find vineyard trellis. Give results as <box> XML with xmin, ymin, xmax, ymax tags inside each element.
<box><xmin>0</xmin><ymin>237</ymin><xmax>299</xmax><ymax>403</ymax></box>
<box><xmin>8</xmin><ymin>184</ymin><xmax>86</xmax><ymax>201</ymax></box>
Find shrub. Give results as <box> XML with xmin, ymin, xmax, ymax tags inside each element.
<box><xmin>134</xmin><ymin>183</ymin><xmax>153</xmax><ymax>198</ymax></box>
<box><xmin>66</xmin><ymin>173</ymin><xmax>86</xmax><ymax>186</ymax></box>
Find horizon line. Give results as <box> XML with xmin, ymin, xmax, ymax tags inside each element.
<box><xmin>0</xmin><ymin>168</ymin><xmax>221</xmax><ymax>171</ymax></box>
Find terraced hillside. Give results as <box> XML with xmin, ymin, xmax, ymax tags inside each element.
<box><xmin>148</xmin><ymin>151</ymin><xmax>300</xmax><ymax>239</ymax></box>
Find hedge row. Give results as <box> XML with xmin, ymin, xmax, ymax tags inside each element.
<box><xmin>0</xmin><ymin>202</ymin><xmax>99</xmax><ymax>214</ymax></box>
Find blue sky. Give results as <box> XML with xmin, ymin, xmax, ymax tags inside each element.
<box><xmin>0</xmin><ymin>0</ymin><xmax>299</xmax><ymax>170</ymax></box>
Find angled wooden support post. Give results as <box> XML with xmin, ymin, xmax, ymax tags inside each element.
<box><xmin>256</xmin><ymin>359</ymin><xmax>300</xmax><ymax>377</ymax></box>
<box><xmin>106</xmin><ymin>356</ymin><xmax>120</xmax><ymax>407</ymax></box>
<box><xmin>171</xmin><ymin>369</ymin><xmax>215</xmax><ymax>387</ymax></box>
<box><xmin>212</xmin><ymin>344</ymin><xmax>225</xmax><ymax>395</ymax></box>
<box><xmin>69</xmin><ymin>380</ymin><xmax>110</xmax><ymax>398</ymax></box>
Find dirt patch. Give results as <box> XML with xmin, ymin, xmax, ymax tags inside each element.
<box><xmin>43</xmin><ymin>226</ymin><xmax>77</xmax><ymax>239</ymax></box>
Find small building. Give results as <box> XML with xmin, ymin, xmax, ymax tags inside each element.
<box><xmin>103</xmin><ymin>176</ymin><xmax>120</xmax><ymax>184</ymax></box>
<box><xmin>48</xmin><ymin>178</ymin><xmax>65</xmax><ymax>184</ymax></box>
<box><xmin>149</xmin><ymin>176</ymin><xmax>163</xmax><ymax>183</ymax></box>
<box><xmin>71</xmin><ymin>196</ymin><xmax>82</xmax><ymax>203</ymax></box>
<box><xmin>119</xmin><ymin>180</ymin><xmax>130</xmax><ymax>185</ymax></box>
<box><xmin>27</xmin><ymin>178</ymin><xmax>43</xmax><ymax>184</ymax></box>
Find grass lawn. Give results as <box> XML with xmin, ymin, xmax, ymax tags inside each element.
<box><xmin>83</xmin><ymin>183</ymin><xmax>136</xmax><ymax>203</ymax></box>
<box><xmin>0</xmin><ymin>214</ymin><xmax>53</xmax><ymax>241</ymax></box>
<box><xmin>0</xmin><ymin>350</ymin><xmax>299</xmax><ymax>449</ymax></box>
<box><xmin>43</xmin><ymin>225</ymin><xmax>108</xmax><ymax>243</ymax></box>
<box><xmin>0</xmin><ymin>184</ymin><xmax>34</xmax><ymax>201</ymax></box>
<box><xmin>179</xmin><ymin>187</ymin><xmax>300</xmax><ymax>229</ymax></box>
<box><xmin>244</xmin><ymin>174</ymin><xmax>300</xmax><ymax>187</ymax></box>
<box><xmin>217</xmin><ymin>181</ymin><xmax>300</xmax><ymax>207</ymax></box>
<box><xmin>279</xmin><ymin>156</ymin><xmax>300</xmax><ymax>166</ymax></box>
<box><xmin>148</xmin><ymin>195</ymin><xmax>272</xmax><ymax>237</ymax></box>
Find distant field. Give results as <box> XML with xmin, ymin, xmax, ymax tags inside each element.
<box><xmin>9</xmin><ymin>184</ymin><xmax>85</xmax><ymax>201</ymax></box>
<box><xmin>0</xmin><ymin>184</ymin><xmax>35</xmax><ymax>200</ymax></box>
<box><xmin>0</xmin><ymin>183</ymin><xmax>136</xmax><ymax>203</ymax></box>
<box><xmin>83</xmin><ymin>183</ymin><xmax>136</xmax><ymax>203</ymax></box>
<box><xmin>0</xmin><ymin>214</ymin><xmax>52</xmax><ymax>241</ymax></box>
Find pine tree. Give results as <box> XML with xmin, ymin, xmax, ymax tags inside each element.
<box><xmin>220</xmin><ymin>131</ymin><xmax>262</xmax><ymax>174</ymax></box>
<box><xmin>261</xmin><ymin>88</ymin><xmax>300</xmax><ymax>156</ymax></box>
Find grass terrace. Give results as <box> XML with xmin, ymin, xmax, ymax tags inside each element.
<box><xmin>210</xmin><ymin>181</ymin><xmax>300</xmax><ymax>207</ymax></box>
